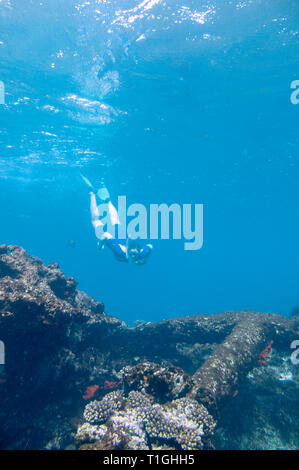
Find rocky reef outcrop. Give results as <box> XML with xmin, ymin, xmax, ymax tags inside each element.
<box><xmin>0</xmin><ymin>245</ymin><xmax>298</xmax><ymax>450</ymax></box>
<box><xmin>0</xmin><ymin>244</ymin><xmax>123</xmax><ymax>449</ymax></box>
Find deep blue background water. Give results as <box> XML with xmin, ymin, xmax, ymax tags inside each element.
<box><xmin>0</xmin><ymin>0</ymin><xmax>298</xmax><ymax>325</ymax></box>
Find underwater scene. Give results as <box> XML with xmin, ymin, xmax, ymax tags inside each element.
<box><xmin>0</xmin><ymin>0</ymin><xmax>298</xmax><ymax>452</ymax></box>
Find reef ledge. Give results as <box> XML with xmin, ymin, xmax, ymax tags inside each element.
<box><xmin>0</xmin><ymin>245</ymin><xmax>298</xmax><ymax>450</ymax></box>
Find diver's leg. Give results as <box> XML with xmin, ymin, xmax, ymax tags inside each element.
<box><xmin>95</xmin><ymin>198</ymin><xmax>120</xmax><ymax>235</ymax></box>
<box><xmin>94</xmin><ymin>182</ymin><xmax>120</xmax><ymax>227</ymax></box>
<box><xmin>99</xmin><ymin>187</ymin><xmax>119</xmax><ymax>225</ymax></box>
<box><xmin>90</xmin><ymin>192</ymin><xmax>104</xmax><ymax>239</ymax></box>
<box><xmin>107</xmin><ymin>201</ymin><xmax>120</xmax><ymax>226</ymax></box>
<box><xmin>90</xmin><ymin>182</ymin><xmax>121</xmax><ymax>240</ymax></box>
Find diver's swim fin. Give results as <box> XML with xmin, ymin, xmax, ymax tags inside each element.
<box><xmin>80</xmin><ymin>173</ymin><xmax>96</xmax><ymax>192</ymax></box>
<box><xmin>97</xmin><ymin>185</ymin><xmax>110</xmax><ymax>202</ymax></box>
<box><xmin>80</xmin><ymin>173</ymin><xmax>110</xmax><ymax>201</ymax></box>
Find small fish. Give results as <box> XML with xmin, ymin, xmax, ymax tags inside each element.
<box><xmin>101</xmin><ymin>380</ymin><xmax>122</xmax><ymax>390</ymax></box>
<box><xmin>83</xmin><ymin>384</ymin><xmax>99</xmax><ymax>400</ymax></box>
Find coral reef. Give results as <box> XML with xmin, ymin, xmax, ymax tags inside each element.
<box><xmin>83</xmin><ymin>391</ymin><xmax>125</xmax><ymax>424</ymax></box>
<box><xmin>0</xmin><ymin>245</ymin><xmax>298</xmax><ymax>450</ymax></box>
<box><xmin>120</xmin><ymin>361</ymin><xmax>191</xmax><ymax>401</ymax></box>
<box><xmin>76</xmin><ymin>390</ymin><xmax>215</xmax><ymax>450</ymax></box>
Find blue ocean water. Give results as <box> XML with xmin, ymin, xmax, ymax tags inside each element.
<box><xmin>0</xmin><ymin>0</ymin><xmax>298</xmax><ymax>325</ymax></box>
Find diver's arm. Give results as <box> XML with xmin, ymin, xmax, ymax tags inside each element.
<box><xmin>134</xmin><ymin>244</ymin><xmax>153</xmax><ymax>265</ymax></box>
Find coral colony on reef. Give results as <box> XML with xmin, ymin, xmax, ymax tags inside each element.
<box><xmin>0</xmin><ymin>245</ymin><xmax>298</xmax><ymax>450</ymax></box>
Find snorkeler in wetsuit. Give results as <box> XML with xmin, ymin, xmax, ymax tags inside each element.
<box><xmin>81</xmin><ymin>174</ymin><xmax>153</xmax><ymax>265</ymax></box>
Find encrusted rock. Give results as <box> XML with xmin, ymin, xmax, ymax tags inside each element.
<box><xmin>0</xmin><ymin>245</ymin><xmax>121</xmax><ymax>449</ymax></box>
<box><xmin>1</xmin><ymin>245</ymin><xmax>298</xmax><ymax>450</ymax></box>
<box><xmin>121</xmin><ymin>361</ymin><xmax>191</xmax><ymax>401</ymax></box>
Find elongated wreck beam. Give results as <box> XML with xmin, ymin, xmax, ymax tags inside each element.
<box><xmin>189</xmin><ymin>313</ymin><xmax>298</xmax><ymax>417</ymax></box>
